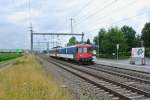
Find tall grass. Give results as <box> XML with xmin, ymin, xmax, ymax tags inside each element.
<box><xmin>0</xmin><ymin>54</ymin><xmax>71</xmax><ymax>100</ymax></box>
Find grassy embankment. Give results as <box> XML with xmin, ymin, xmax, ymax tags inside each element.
<box><xmin>0</xmin><ymin>54</ymin><xmax>70</xmax><ymax>100</ymax></box>
<box><xmin>0</xmin><ymin>53</ymin><xmax>22</xmax><ymax>62</ymax></box>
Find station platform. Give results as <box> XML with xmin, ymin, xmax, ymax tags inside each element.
<box><xmin>96</xmin><ymin>57</ymin><xmax>150</xmax><ymax>73</ymax></box>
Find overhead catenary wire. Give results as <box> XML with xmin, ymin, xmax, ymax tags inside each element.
<box><xmin>78</xmin><ymin>0</ymin><xmax>138</xmax><ymax>33</ymax></box>
<box><xmin>72</xmin><ymin>0</ymin><xmax>94</xmax><ymax>18</ymax></box>
<box><xmin>76</xmin><ymin>0</ymin><xmax>137</xmax><ymax>27</ymax></box>
<box><xmin>72</xmin><ymin>0</ymin><xmax>118</xmax><ymax>33</ymax></box>
<box><xmin>54</xmin><ymin>0</ymin><xmax>117</xmax><ymax>34</ymax></box>
<box><xmin>75</xmin><ymin>0</ymin><xmax>118</xmax><ymax>25</ymax></box>
<box><xmin>75</xmin><ymin>0</ymin><xmax>139</xmax><ymax>32</ymax></box>
<box><xmin>83</xmin><ymin>10</ymin><xmax>150</xmax><ymax>33</ymax></box>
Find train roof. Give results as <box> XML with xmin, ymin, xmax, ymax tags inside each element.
<box><xmin>50</xmin><ymin>44</ymin><xmax>93</xmax><ymax>50</ymax></box>
<box><xmin>75</xmin><ymin>44</ymin><xmax>92</xmax><ymax>48</ymax></box>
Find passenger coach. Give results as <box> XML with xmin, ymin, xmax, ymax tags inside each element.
<box><xmin>49</xmin><ymin>44</ymin><xmax>96</xmax><ymax>64</ymax></box>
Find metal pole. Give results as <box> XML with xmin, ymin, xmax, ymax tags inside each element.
<box><xmin>70</xmin><ymin>18</ymin><xmax>73</xmax><ymax>34</ymax></box>
<box><xmin>30</xmin><ymin>26</ymin><xmax>33</xmax><ymax>52</ymax></box>
<box><xmin>47</xmin><ymin>42</ymin><xmax>49</xmax><ymax>54</ymax></box>
<box><xmin>97</xmin><ymin>34</ymin><xmax>99</xmax><ymax>58</ymax></box>
<box><xmin>38</xmin><ymin>41</ymin><xmax>40</xmax><ymax>53</ymax></box>
<box><xmin>82</xmin><ymin>32</ymin><xmax>84</xmax><ymax>43</ymax></box>
<box><xmin>141</xmin><ymin>40</ymin><xmax>145</xmax><ymax>65</ymax></box>
<box><xmin>117</xmin><ymin>48</ymin><xmax>118</xmax><ymax>61</ymax></box>
<box><xmin>116</xmin><ymin>44</ymin><xmax>119</xmax><ymax>61</ymax></box>
<box><xmin>52</xmin><ymin>35</ymin><xmax>54</xmax><ymax>48</ymax></box>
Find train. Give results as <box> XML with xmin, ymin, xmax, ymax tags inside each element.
<box><xmin>49</xmin><ymin>44</ymin><xmax>96</xmax><ymax>64</ymax></box>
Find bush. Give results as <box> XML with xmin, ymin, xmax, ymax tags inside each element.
<box><xmin>119</xmin><ymin>52</ymin><xmax>130</xmax><ymax>56</ymax></box>
<box><xmin>97</xmin><ymin>52</ymin><xmax>130</xmax><ymax>59</ymax></box>
<box><xmin>146</xmin><ymin>48</ymin><xmax>150</xmax><ymax>58</ymax></box>
<box><xmin>97</xmin><ymin>53</ymin><xmax>116</xmax><ymax>59</ymax></box>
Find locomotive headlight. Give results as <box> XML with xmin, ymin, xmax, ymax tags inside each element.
<box><xmin>93</xmin><ymin>50</ymin><xmax>96</xmax><ymax>55</ymax></box>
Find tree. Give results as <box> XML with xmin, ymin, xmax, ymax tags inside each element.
<box><xmin>93</xmin><ymin>28</ymin><xmax>106</xmax><ymax>45</ymax></box>
<box><xmin>93</xmin><ymin>36</ymin><xmax>98</xmax><ymax>45</ymax></box>
<box><xmin>86</xmin><ymin>38</ymin><xmax>91</xmax><ymax>44</ymax></box>
<box><xmin>135</xmin><ymin>34</ymin><xmax>141</xmax><ymax>47</ymax></box>
<box><xmin>121</xmin><ymin>25</ymin><xmax>136</xmax><ymax>50</ymax></box>
<box><xmin>98</xmin><ymin>28</ymin><xmax>106</xmax><ymax>53</ymax></box>
<box><xmin>101</xmin><ymin>27</ymin><xmax>127</xmax><ymax>54</ymax></box>
<box><xmin>67</xmin><ymin>36</ymin><xmax>77</xmax><ymax>46</ymax></box>
<box><xmin>93</xmin><ymin>28</ymin><xmax>106</xmax><ymax>54</ymax></box>
<box><xmin>141</xmin><ymin>22</ymin><xmax>150</xmax><ymax>47</ymax></box>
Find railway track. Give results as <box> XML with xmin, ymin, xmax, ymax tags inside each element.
<box><xmin>94</xmin><ymin>64</ymin><xmax>150</xmax><ymax>81</ymax></box>
<box><xmin>53</xmin><ymin>57</ymin><xmax>150</xmax><ymax>93</ymax></box>
<box><xmin>40</xmin><ymin>55</ymin><xmax>150</xmax><ymax>100</ymax></box>
<box><xmin>85</xmin><ymin>64</ymin><xmax>150</xmax><ymax>92</ymax></box>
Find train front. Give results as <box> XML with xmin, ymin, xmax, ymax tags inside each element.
<box><xmin>75</xmin><ymin>44</ymin><xmax>96</xmax><ymax>64</ymax></box>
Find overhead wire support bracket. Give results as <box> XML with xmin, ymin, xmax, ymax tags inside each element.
<box><xmin>32</xmin><ymin>33</ymin><xmax>84</xmax><ymax>36</ymax></box>
<box><xmin>31</xmin><ymin>32</ymin><xmax>84</xmax><ymax>52</ymax></box>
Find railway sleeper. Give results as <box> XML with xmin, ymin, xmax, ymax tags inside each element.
<box><xmin>115</xmin><ymin>88</ymin><xmax>126</xmax><ymax>91</ymax></box>
<box><xmin>112</xmin><ymin>97</ymin><xmax>120</xmax><ymax>100</ymax></box>
<box><xmin>128</xmin><ymin>95</ymin><xmax>145</xmax><ymax>99</ymax></box>
<box><xmin>143</xmin><ymin>98</ymin><xmax>150</xmax><ymax>100</ymax></box>
<box><xmin>124</xmin><ymin>92</ymin><xmax>137</xmax><ymax>96</ymax></box>
<box><xmin>118</xmin><ymin>90</ymin><xmax>132</xmax><ymax>94</ymax></box>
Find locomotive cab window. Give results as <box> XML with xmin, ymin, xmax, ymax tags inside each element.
<box><xmin>87</xmin><ymin>48</ymin><xmax>93</xmax><ymax>53</ymax></box>
<box><xmin>78</xmin><ymin>47</ymin><xmax>91</xmax><ymax>53</ymax></box>
<box><xmin>83</xmin><ymin>48</ymin><xmax>87</xmax><ymax>53</ymax></box>
<box><xmin>78</xmin><ymin>48</ymin><xmax>83</xmax><ymax>53</ymax></box>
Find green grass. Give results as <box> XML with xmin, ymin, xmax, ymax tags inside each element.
<box><xmin>0</xmin><ymin>53</ymin><xmax>22</xmax><ymax>62</ymax></box>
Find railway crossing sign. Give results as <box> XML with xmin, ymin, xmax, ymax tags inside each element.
<box><xmin>131</xmin><ymin>47</ymin><xmax>145</xmax><ymax>58</ymax></box>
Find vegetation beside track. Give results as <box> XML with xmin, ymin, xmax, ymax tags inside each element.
<box><xmin>0</xmin><ymin>53</ymin><xmax>22</xmax><ymax>62</ymax></box>
<box><xmin>0</xmin><ymin>54</ymin><xmax>70</xmax><ymax>100</ymax></box>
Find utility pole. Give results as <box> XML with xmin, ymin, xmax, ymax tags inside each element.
<box><xmin>97</xmin><ymin>35</ymin><xmax>99</xmax><ymax>57</ymax></box>
<box><xmin>30</xmin><ymin>25</ymin><xmax>33</xmax><ymax>52</ymax></box>
<box><xmin>82</xmin><ymin>32</ymin><xmax>84</xmax><ymax>43</ymax></box>
<box><xmin>47</xmin><ymin>42</ymin><xmax>49</xmax><ymax>54</ymax></box>
<box><xmin>37</xmin><ymin>40</ymin><xmax>40</xmax><ymax>53</ymax></box>
<box><xmin>116</xmin><ymin>44</ymin><xmax>119</xmax><ymax>61</ymax></box>
<box><xmin>70</xmin><ymin>18</ymin><xmax>73</xmax><ymax>33</ymax></box>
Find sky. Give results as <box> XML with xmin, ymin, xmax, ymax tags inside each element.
<box><xmin>0</xmin><ymin>0</ymin><xmax>150</xmax><ymax>49</ymax></box>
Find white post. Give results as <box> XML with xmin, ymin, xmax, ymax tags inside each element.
<box><xmin>117</xmin><ymin>48</ymin><xmax>118</xmax><ymax>60</ymax></box>
<box><xmin>116</xmin><ymin>44</ymin><xmax>119</xmax><ymax>61</ymax></box>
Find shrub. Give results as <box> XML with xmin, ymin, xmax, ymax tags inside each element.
<box><xmin>97</xmin><ymin>52</ymin><xmax>130</xmax><ymax>59</ymax></box>
<box><xmin>146</xmin><ymin>48</ymin><xmax>150</xmax><ymax>58</ymax></box>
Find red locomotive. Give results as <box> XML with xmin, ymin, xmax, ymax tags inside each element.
<box><xmin>49</xmin><ymin>44</ymin><xmax>96</xmax><ymax>64</ymax></box>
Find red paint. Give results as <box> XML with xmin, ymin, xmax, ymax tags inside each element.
<box><xmin>75</xmin><ymin>52</ymin><xmax>93</xmax><ymax>61</ymax></box>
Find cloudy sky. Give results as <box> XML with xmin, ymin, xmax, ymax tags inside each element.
<box><xmin>0</xmin><ymin>0</ymin><xmax>150</xmax><ymax>49</ymax></box>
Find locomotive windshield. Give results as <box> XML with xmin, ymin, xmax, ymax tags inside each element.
<box><xmin>83</xmin><ymin>48</ymin><xmax>87</xmax><ymax>53</ymax></box>
<box><xmin>78</xmin><ymin>47</ymin><xmax>92</xmax><ymax>53</ymax></box>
